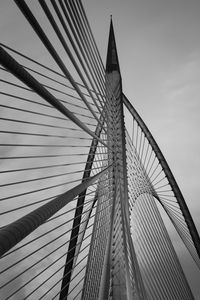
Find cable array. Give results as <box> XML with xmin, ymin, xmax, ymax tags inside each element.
<box><xmin>124</xmin><ymin>94</ymin><xmax>200</xmax><ymax>271</ymax></box>
<box><xmin>0</xmin><ymin>1</ymin><xmax>113</xmax><ymax>299</ymax></box>
<box><xmin>0</xmin><ymin>0</ymin><xmax>199</xmax><ymax>299</ymax></box>
<box><xmin>126</xmin><ymin>130</ymin><xmax>194</xmax><ymax>299</ymax></box>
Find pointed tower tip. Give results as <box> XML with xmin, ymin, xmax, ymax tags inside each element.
<box><xmin>106</xmin><ymin>18</ymin><xmax>120</xmax><ymax>74</ymax></box>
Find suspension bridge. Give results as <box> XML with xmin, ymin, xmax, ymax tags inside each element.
<box><xmin>0</xmin><ymin>1</ymin><xmax>200</xmax><ymax>299</ymax></box>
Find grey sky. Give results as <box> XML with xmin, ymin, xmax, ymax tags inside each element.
<box><xmin>1</xmin><ymin>0</ymin><xmax>200</xmax><ymax>298</ymax></box>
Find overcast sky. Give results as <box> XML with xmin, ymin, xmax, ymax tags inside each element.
<box><xmin>1</xmin><ymin>0</ymin><xmax>200</xmax><ymax>298</ymax></box>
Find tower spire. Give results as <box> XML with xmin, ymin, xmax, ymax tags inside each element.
<box><xmin>106</xmin><ymin>18</ymin><xmax>120</xmax><ymax>73</ymax></box>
